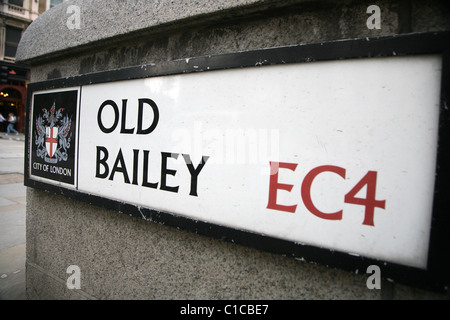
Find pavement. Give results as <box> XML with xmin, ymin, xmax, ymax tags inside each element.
<box><xmin>0</xmin><ymin>132</ymin><xmax>26</xmax><ymax>300</ymax></box>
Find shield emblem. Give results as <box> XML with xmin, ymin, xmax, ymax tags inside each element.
<box><xmin>45</xmin><ymin>126</ymin><xmax>59</xmax><ymax>158</ymax></box>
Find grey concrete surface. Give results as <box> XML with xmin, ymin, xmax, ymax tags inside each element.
<box><xmin>16</xmin><ymin>0</ymin><xmax>308</xmax><ymax>63</ymax></box>
<box><xmin>0</xmin><ymin>134</ymin><xmax>25</xmax><ymax>175</ymax></box>
<box><xmin>0</xmin><ymin>134</ymin><xmax>26</xmax><ymax>300</ymax></box>
<box><xmin>16</xmin><ymin>0</ymin><xmax>450</xmax><ymax>65</ymax></box>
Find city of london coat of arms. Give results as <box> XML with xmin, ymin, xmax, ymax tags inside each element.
<box><xmin>35</xmin><ymin>102</ymin><xmax>72</xmax><ymax>164</ymax></box>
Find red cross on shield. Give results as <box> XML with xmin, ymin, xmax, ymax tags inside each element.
<box><xmin>45</xmin><ymin>126</ymin><xmax>59</xmax><ymax>158</ymax></box>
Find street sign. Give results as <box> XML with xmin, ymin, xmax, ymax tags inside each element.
<box><xmin>30</xmin><ymin>89</ymin><xmax>78</xmax><ymax>186</ymax></box>
<box><xmin>25</xmin><ymin>32</ymin><xmax>450</xmax><ymax>293</ymax></box>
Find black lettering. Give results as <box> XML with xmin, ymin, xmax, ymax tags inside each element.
<box><xmin>182</xmin><ymin>154</ymin><xmax>209</xmax><ymax>197</ymax></box>
<box><xmin>98</xmin><ymin>100</ymin><xmax>119</xmax><ymax>133</ymax></box>
<box><xmin>137</xmin><ymin>98</ymin><xmax>159</xmax><ymax>135</ymax></box>
<box><xmin>120</xmin><ymin>99</ymin><xmax>135</xmax><ymax>134</ymax></box>
<box><xmin>160</xmin><ymin>152</ymin><xmax>179</xmax><ymax>193</ymax></box>
<box><xmin>96</xmin><ymin>146</ymin><xmax>109</xmax><ymax>178</ymax></box>
<box><xmin>132</xmin><ymin>149</ymin><xmax>139</xmax><ymax>185</ymax></box>
<box><xmin>109</xmin><ymin>148</ymin><xmax>130</xmax><ymax>184</ymax></box>
<box><xmin>142</xmin><ymin>150</ymin><xmax>158</xmax><ymax>189</ymax></box>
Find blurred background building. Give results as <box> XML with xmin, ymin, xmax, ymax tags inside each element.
<box><xmin>0</xmin><ymin>0</ymin><xmax>67</xmax><ymax>132</ymax></box>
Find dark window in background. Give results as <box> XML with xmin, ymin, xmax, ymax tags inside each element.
<box><xmin>4</xmin><ymin>26</ymin><xmax>22</xmax><ymax>58</ymax></box>
<box><xmin>50</xmin><ymin>0</ymin><xmax>63</xmax><ymax>8</ymax></box>
<box><xmin>8</xmin><ymin>0</ymin><xmax>23</xmax><ymax>7</ymax></box>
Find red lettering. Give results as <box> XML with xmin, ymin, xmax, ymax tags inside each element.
<box><xmin>344</xmin><ymin>171</ymin><xmax>386</xmax><ymax>226</ymax></box>
<box><xmin>266</xmin><ymin>161</ymin><xmax>386</xmax><ymax>226</ymax></box>
<box><xmin>301</xmin><ymin>165</ymin><xmax>346</xmax><ymax>220</ymax></box>
<box><xmin>267</xmin><ymin>161</ymin><xmax>298</xmax><ymax>213</ymax></box>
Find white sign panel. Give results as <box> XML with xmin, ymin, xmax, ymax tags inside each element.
<box><xmin>57</xmin><ymin>54</ymin><xmax>440</xmax><ymax>269</ymax></box>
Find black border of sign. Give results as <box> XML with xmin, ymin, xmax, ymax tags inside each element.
<box><xmin>25</xmin><ymin>31</ymin><xmax>450</xmax><ymax>294</ymax></box>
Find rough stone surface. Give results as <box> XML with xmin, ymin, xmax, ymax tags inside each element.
<box><xmin>19</xmin><ymin>0</ymin><xmax>450</xmax><ymax>300</ymax></box>
<box><xmin>17</xmin><ymin>0</ymin><xmax>317</xmax><ymax>63</ymax></box>
<box><xmin>20</xmin><ymin>0</ymin><xmax>433</xmax><ymax>65</ymax></box>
